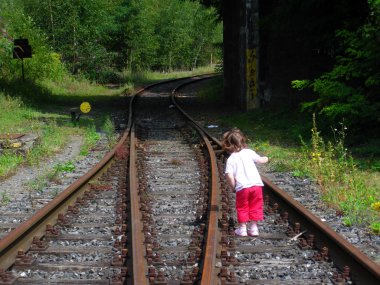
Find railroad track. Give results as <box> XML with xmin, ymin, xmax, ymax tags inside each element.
<box><xmin>0</xmin><ymin>76</ymin><xmax>379</xmax><ymax>285</ymax></box>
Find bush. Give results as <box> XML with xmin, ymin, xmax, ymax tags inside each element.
<box><xmin>0</xmin><ymin>1</ymin><xmax>67</xmax><ymax>82</ymax></box>
<box><xmin>292</xmin><ymin>1</ymin><xmax>380</xmax><ymax>139</ymax></box>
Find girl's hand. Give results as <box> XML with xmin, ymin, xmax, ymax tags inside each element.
<box><xmin>257</xmin><ymin>156</ymin><xmax>269</xmax><ymax>163</ymax></box>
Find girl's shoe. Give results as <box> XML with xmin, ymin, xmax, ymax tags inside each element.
<box><xmin>248</xmin><ymin>224</ymin><xmax>259</xmax><ymax>236</ymax></box>
<box><xmin>234</xmin><ymin>226</ymin><xmax>248</xmax><ymax>237</ymax></box>
<box><xmin>248</xmin><ymin>228</ymin><xmax>259</xmax><ymax>236</ymax></box>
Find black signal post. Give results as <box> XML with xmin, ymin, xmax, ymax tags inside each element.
<box><xmin>13</xmin><ymin>38</ymin><xmax>32</xmax><ymax>81</ymax></box>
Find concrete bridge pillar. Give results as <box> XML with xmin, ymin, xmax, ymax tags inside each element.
<box><xmin>223</xmin><ymin>0</ymin><xmax>260</xmax><ymax>111</ymax></box>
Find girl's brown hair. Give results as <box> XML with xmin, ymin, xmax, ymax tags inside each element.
<box><xmin>222</xmin><ymin>128</ymin><xmax>248</xmax><ymax>153</ymax></box>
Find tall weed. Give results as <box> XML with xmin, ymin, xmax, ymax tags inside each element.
<box><xmin>305</xmin><ymin>114</ymin><xmax>379</xmax><ymax>232</ymax></box>
<box><xmin>102</xmin><ymin>116</ymin><xmax>117</xmax><ymax>149</ymax></box>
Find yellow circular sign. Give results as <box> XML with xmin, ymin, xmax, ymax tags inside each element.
<box><xmin>80</xmin><ymin>102</ymin><xmax>91</xmax><ymax>114</ymax></box>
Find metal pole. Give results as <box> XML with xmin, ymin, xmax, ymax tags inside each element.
<box><xmin>21</xmin><ymin>58</ymin><xmax>25</xmax><ymax>81</ymax></box>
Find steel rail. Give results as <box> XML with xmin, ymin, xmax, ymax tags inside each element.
<box><xmin>170</xmin><ymin>74</ymin><xmax>223</xmax><ymax>146</ymax></box>
<box><xmin>124</xmin><ymin>74</ymin><xmax>220</xmax><ymax>284</ymax></box>
<box><xmin>126</xmin><ymin>76</ymin><xmax>214</xmax><ymax>284</ymax></box>
<box><xmin>127</xmin><ymin>77</ymin><xmax>208</xmax><ymax>284</ymax></box>
<box><xmin>129</xmin><ymin>124</ymin><xmax>149</xmax><ymax>285</ymax></box>
<box><xmin>262</xmin><ymin>176</ymin><xmax>380</xmax><ymax>285</ymax></box>
<box><xmin>170</xmin><ymin>77</ymin><xmax>221</xmax><ymax>284</ymax></box>
<box><xmin>191</xmin><ymin>123</ymin><xmax>220</xmax><ymax>285</ymax></box>
<box><xmin>0</xmin><ymin>84</ymin><xmax>140</xmax><ymax>269</ymax></box>
<box><xmin>0</xmin><ymin>136</ymin><xmax>123</xmax><ymax>271</ymax></box>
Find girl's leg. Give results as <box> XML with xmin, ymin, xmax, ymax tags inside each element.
<box><xmin>236</xmin><ymin>188</ymin><xmax>250</xmax><ymax>223</ymax></box>
<box><xmin>248</xmin><ymin>186</ymin><xmax>263</xmax><ymax>236</ymax></box>
<box><xmin>235</xmin><ymin>189</ymin><xmax>249</xmax><ymax>236</ymax></box>
<box><xmin>248</xmin><ymin>186</ymin><xmax>263</xmax><ymax>221</ymax></box>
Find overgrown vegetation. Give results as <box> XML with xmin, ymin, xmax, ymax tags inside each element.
<box><xmin>120</xmin><ymin>66</ymin><xmax>216</xmax><ymax>87</ymax></box>
<box><xmin>0</xmin><ymin>86</ymin><xmax>118</xmax><ymax>179</ymax></box>
<box><xmin>303</xmin><ymin>115</ymin><xmax>379</xmax><ymax>231</ymax></box>
<box><xmin>0</xmin><ymin>190</ymin><xmax>11</xmax><ymax>205</ymax></box>
<box><xmin>291</xmin><ymin>0</ymin><xmax>380</xmax><ymax>140</ymax></box>
<box><xmin>102</xmin><ymin>116</ymin><xmax>118</xmax><ymax>149</ymax></box>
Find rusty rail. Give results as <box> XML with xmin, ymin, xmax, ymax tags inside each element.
<box><xmin>0</xmin><ymin>141</ymin><xmax>117</xmax><ymax>270</ymax></box>
<box><xmin>130</xmin><ymin>124</ymin><xmax>149</xmax><ymax>285</ymax></box>
<box><xmin>192</xmin><ymin>123</ymin><xmax>220</xmax><ymax>285</ymax></box>
<box><xmin>262</xmin><ymin>176</ymin><xmax>380</xmax><ymax>285</ymax></box>
<box><xmin>128</xmin><ymin>74</ymin><xmax>221</xmax><ymax>284</ymax></box>
<box><xmin>170</xmin><ymin>77</ymin><xmax>221</xmax><ymax>284</ymax></box>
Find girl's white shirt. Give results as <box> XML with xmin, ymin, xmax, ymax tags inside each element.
<box><xmin>225</xmin><ymin>148</ymin><xmax>264</xmax><ymax>191</ymax></box>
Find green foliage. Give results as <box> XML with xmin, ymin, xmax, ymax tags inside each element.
<box><xmin>222</xmin><ymin>107</ymin><xmax>379</xmax><ymax>229</ymax></box>
<box><xmin>1</xmin><ymin>0</ymin><xmax>222</xmax><ymax>81</ymax></box>
<box><xmin>101</xmin><ymin>116</ymin><xmax>117</xmax><ymax>149</ymax></box>
<box><xmin>0</xmin><ymin>0</ymin><xmax>67</xmax><ymax>81</ymax></box>
<box><xmin>292</xmin><ymin>1</ymin><xmax>380</xmax><ymax>136</ymax></box>
<box><xmin>291</xmin><ymin>80</ymin><xmax>311</xmax><ymax>91</ymax></box>
<box><xmin>80</xmin><ymin>125</ymin><xmax>101</xmax><ymax>156</ymax></box>
<box><xmin>196</xmin><ymin>76</ymin><xmax>223</xmax><ymax>104</ymax></box>
<box><xmin>370</xmin><ymin>222</ymin><xmax>380</xmax><ymax>235</ymax></box>
<box><xmin>54</xmin><ymin>161</ymin><xmax>76</xmax><ymax>173</ymax></box>
<box><xmin>26</xmin><ymin>175</ymin><xmax>48</xmax><ymax>193</ymax></box>
<box><xmin>20</xmin><ymin>0</ymin><xmax>122</xmax><ymax>79</ymax></box>
<box><xmin>27</xmin><ymin>123</ymin><xmax>71</xmax><ymax>166</ymax></box>
<box><xmin>302</xmin><ymin>115</ymin><xmax>379</xmax><ymax>227</ymax></box>
<box><xmin>123</xmin><ymin>0</ymin><xmax>222</xmax><ymax>71</ymax></box>
<box><xmin>342</xmin><ymin>216</ymin><xmax>353</xmax><ymax>227</ymax></box>
<box><xmin>0</xmin><ymin>191</ymin><xmax>11</xmax><ymax>205</ymax></box>
<box><xmin>0</xmin><ymin>153</ymin><xmax>23</xmax><ymax>178</ymax></box>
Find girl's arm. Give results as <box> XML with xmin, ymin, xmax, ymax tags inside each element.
<box><xmin>255</xmin><ymin>156</ymin><xmax>269</xmax><ymax>164</ymax></box>
<box><xmin>225</xmin><ymin>172</ymin><xmax>236</xmax><ymax>191</ymax></box>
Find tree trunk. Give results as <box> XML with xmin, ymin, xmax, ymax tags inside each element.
<box><xmin>48</xmin><ymin>0</ymin><xmax>55</xmax><ymax>46</ymax></box>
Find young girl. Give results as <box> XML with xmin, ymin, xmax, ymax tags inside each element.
<box><xmin>222</xmin><ymin>128</ymin><xmax>268</xmax><ymax>237</ymax></box>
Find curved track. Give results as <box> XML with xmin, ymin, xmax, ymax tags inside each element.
<box><xmin>0</xmin><ymin>75</ymin><xmax>379</xmax><ymax>285</ymax></box>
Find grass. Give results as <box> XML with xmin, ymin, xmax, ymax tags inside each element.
<box><xmin>0</xmin><ymin>191</ymin><xmax>11</xmax><ymax>205</ymax></box>
<box><xmin>54</xmin><ymin>161</ymin><xmax>76</xmax><ymax>173</ymax></box>
<box><xmin>102</xmin><ymin>115</ymin><xmax>118</xmax><ymax>149</ymax></box>
<box><xmin>196</xmin><ymin>77</ymin><xmax>224</xmax><ymax>104</ymax></box>
<box><xmin>0</xmin><ymin>68</ymin><xmax>219</xmax><ymax>201</ymax></box>
<box><xmin>120</xmin><ymin>65</ymin><xmax>217</xmax><ymax>87</ymax></box>
<box><xmin>26</xmin><ymin>161</ymin><xmax>76</xmax><ymax>194</ymax></box>
<box><xmin>40</xmin><ymin>76</ymin><xmax>130</xmax><ymax>105</ymax></box>
<box><xmin>0</xmin><ymin>76</ymin><xmax>124</xmax><ymax>179</ymax></box>
<box><xmin>26</xmin><ymin>175</ymin><xmax>48</xmax><ymax>194</ymax></box>
<box><xmin>26</xmin><ymin>124</ymin><xmax>71</xmax><ymax>166</ymax></box>
<box><xmin>302</xmin><ymin>117</ymin><xmax>379</xmax><ymax>229</ymax></box>
<box><xmin>0</xmin><ymin>153</ymin><xmax>24</xmax><ymax>178</ymax></box>
<box><xmin>80</xmin><ymin>125</ymin><xmax>101</xmax><ymax>156</ymax></box>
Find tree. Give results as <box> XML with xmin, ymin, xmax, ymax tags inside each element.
<box><xmin>2</xmin><ymin>0</ymin><xmax>222</xmax><ymax>80</ymax></box>
<box><xmin>292</xmin><ymin>0</ymin><xmax>379</xmax><ymax>136</ymax></box>
<box><xmin>21</xmin><ymin>0</ymin><xmax>123</xmax><ymax>79</ymax></box>
<box><xmin>123</xmin><ymin>0</ymin><xmax>222</xmax><ymax>71</ymax></box>
<box><xmin>0</xmin><ymin>0</ymin><xmax>65</xmax><ymax>81</ymax></box>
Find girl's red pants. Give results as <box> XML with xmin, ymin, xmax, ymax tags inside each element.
<box><xmin>235</xmin><ymin>186</ymin><xmax>263</xmax><ymax>223</ymax></box>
